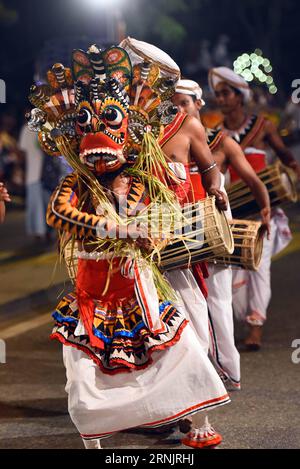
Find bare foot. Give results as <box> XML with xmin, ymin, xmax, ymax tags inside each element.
<box><xmin>244</xmin><ymin>325</ymin><xmax>263</xmax><ymax>351</ymax></box>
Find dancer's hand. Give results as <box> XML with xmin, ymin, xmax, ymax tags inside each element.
<box><xmin>207</xmin><ymin>188</ymin><xmax>228</xmax><ymax>211</ymax></box>
<box><xmin>260</xmin><ymin>207</ymin><xmax>271</xmax><ymax>239</ymax></box>
<box><xmin>127</xmin><ymin>224</ymin><xmax>154</xmax><ymax>252</ymax></box>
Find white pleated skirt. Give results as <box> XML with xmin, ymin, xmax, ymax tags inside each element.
<box><xmin>63</xmin><ymin>315</ymin><xmax>229</xmax><ymax>440</ymax></box>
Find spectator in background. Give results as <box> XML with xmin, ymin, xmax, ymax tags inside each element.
<box><xmin>19</xmin><ymin>122</ymin><xmax>46</xmax><ymax>241</ymax></box>
<box><xmin>0</xmin><ymin>110</ymin><xmax>24</xmax><ymax>197</ymax></box>
<box><xmin>212</xmin><ymin>35</ymin><xmax>231</xmax><ymax>68</ymax></box>
<box><xmin>19</xmin><ymin>118</ymin><xmax>67</xmax><ymax>244</ymax></box>
<box><xmin>0</xmin><ymin>181</ymin><xmax>11</xmax><ymax>223</ymax></box>
<box><xmin>40</xmin><ymin>151</ymin><xmax>68</xmax><ymax>242</ymax></box>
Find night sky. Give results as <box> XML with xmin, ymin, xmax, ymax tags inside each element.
<box><xmin>0</xmin><ymin>0</ymin><xmax>299</xmax><ymax>120</ymax></box>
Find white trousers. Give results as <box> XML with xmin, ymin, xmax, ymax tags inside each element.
<box><xmin>232</xmin><ymin>212</ymin><xmax>291</xmax><ymax>325</ymax></box>
<box><xmin>206</xmin><ymin>264</ymin><xmax>241</xmax><ymax>388</ymax></box>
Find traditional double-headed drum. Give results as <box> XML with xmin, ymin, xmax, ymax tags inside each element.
<box><xmin>227</xmin><ymin>161</ymin><xmax>298</xmax><ymax>219</ymax></box>
<box><xmin>211</xmin><ymin>219</ymin><xmax>265</xmax><ymax>271</ymax></box>
<box><xmin>159</xmin><ymin>196</ymin><xmax>234</xmax><ymax>271</ymax></box>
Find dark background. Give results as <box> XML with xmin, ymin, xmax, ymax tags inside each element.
<box><xmin>0</xmin><ymin>0</ymin><xmax>299</xmax><ymax>121</ymax></box>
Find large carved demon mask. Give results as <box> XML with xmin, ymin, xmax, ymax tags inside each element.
<box><xmin>27</xmin><ymin>44</ymin><xmax>178</xmax><ymax>177</ymax></box>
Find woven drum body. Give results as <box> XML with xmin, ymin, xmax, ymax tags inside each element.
<box><xmin>160</xmin><ymin>196</ymin><xmax>234</xmax><ymax>271</ymax></box>
<box><xmin>211</xmin><ymin>219</ymin><xmax>264</xmax><ymax>271</ymax></box>
<box><xmin>227</xmin><ymin>162</ymin><xmax>298</xmax><ymax>219</ymax></box>
<box><xmin>64</xmin><ymin>239</ymin><xmax>79</xmax><ymax>284</ymax></box>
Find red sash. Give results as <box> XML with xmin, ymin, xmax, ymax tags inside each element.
<box><xmin>229</xmin><ymin>148</ymin><xmax>267</xmax><ymax>183</ymax></box>
<box><xmin>76</xmin><ymin>258</ymin><xmax>135</xmax><ymax>349</ymax></box>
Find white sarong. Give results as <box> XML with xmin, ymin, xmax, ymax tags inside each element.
<box><xmin>206</xmin><ymin>173</ymin><xmax>240</xmax><ymax>388</ymax></box>
<box><xmin>63</xmin><ymin>321</ymin><xmax>229</xmax><ymax>440</ymax></box>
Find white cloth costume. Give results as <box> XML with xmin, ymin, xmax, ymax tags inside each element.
<box><xmin>63</xmin><ymin>288</ymin><xmax>229</xmax><ymax>441</ymax></box>
<box><xmin>61</xmin><ymin>39</ymin><xmax>230</xmax><ymax>444</ymax></box>
<box><xmin>232</xmin><ymin>208</ymin><xmax>292</xmax><ymax>326</ymax></box>
<box><xmin>206</xmin><ymin>174</ymin><xmax>241</xmax><ymax>389</ymax></box>
<box><xmin>209</xmin><ymin>67</ymin><xmax>292</xmax><ymax>326</ymax></box>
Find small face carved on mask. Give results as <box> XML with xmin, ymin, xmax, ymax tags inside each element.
<box><xmin>78</xmin><ymin>97</ymin><xmax>128</xmax><ymax>176</ymax></box>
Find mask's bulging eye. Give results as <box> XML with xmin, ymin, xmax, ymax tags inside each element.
<box><xmin>103</xmin><ymin>106</ymin><xmax>124</xmax><ymax>128</ymax></box>
<box><xmin>77</xmin><ymin>108</ymin><xmax>92</xmax><ymax>127</ymax></box>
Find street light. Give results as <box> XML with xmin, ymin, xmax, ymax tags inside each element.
<box><xmin>84</xmin><ymin>0</ymin><xmax>123</xmax><ymax>8</ymax></box>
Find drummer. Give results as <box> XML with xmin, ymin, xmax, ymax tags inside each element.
<box><xmin>208</xmin><ymin>67</ymin><xmax>300</xmax><ymax>349</ymax></box>
<box><xmin>172</xmin><ymin>79</ymin><xmax>270</xmax><ymax>387</ymax></box>
<box><xmin>119</xmin><ymin>37</ymin><xmax>231</xmax><ymax>449</ymax></box>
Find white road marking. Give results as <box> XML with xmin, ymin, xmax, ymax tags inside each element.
<box><xmin>1</xmin><ymin>313</ymin><xmax>51</xmax><ymax>340</ymax></box>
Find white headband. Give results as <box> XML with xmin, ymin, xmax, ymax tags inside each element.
<box><xmin>208</xmin><ymin>66</ymin><xmax>251</xmax><ymax>103</ymax></box>
<box><xmin>175</xmin><ymin>79</ymin><xmax>205</xmax><ymax>105</ymax></box>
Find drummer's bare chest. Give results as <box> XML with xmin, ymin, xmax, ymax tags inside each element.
<box><xmin>161</xmin><ymin>130</ymin><xmax>191</xmax><ymax>164</ymax></box>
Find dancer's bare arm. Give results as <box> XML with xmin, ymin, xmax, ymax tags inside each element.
<box><xmin>185</xmin><ymin>116</ymin><xmax>227</xmax><ymax>210</ymax></box>
<box><xmin>264</xmin><ymin>119</ymin><xmax>300</xmax><ymax>180</ymax></box>
<box><xmin>222</xmin><ymin>136</ymin><xmax>271</xmax><ymax>233</ymax></box>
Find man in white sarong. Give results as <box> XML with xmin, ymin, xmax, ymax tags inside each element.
<box><xmin>209</xmin><ymin>67</ymin><xmax>299</xmax><ymax>349</ymax></box>
<box><xmin>172</xmin><ymin>79</ymin><xmax>270</xmax><ymax>388</ymax></box>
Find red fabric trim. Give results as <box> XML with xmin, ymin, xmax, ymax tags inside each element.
<box><xmin>142</xmin><ymin>394</ymin><xmax>230</xmax><ymax>427</ymax></box>
<box><xmin>81</xmin><ymin>431</ymin><xmax>115</xmax><ymax>439</ymax></box>
<box><xmin>192</xmin><ymin>263</ymin><xmax>208</xmax><ymax>299</ymax></box>
<box><xmin>76</xmin><ymin>288</ymin><xmax>105</xmax><ymax>350</ymax></box>
<box><xmin>240</xmin><ymin>115</ymin><xmax>265</xmax><ymax>150</ymax></box>
<box><xmin>232</xmin><ymin>279</ymin><xmax>248</xmax><ymax>289</ymax></box>
<box><xmin>50</xmin><ymin>318</ymin><xmax>188</xmax><ymax>375</ymax></box>
<box><xmin>79</xmin><ymin>393</ymin><xmax>230</xmax><ymax>438</ymax></box>
<box><xmin>208</xmin><ymin>130</ymin><xmax>225</xmax><ymax>152</ymax></box>
<box><xmin>134</xmin><ymin>263</ymin><xmax>166</xmax><ymax>335</ymax></box>
<box><xmin>159</xmin><ymin>112</ymin><xmax>187</xmax><ymax>147</ymax></box>
<box><xmin>229</xmin><ymin>149</ymin><xmax>267</xmax><ymax>183</ymax></box>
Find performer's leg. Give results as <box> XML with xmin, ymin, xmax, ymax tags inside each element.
<box><xmin>245</xmin><ymin>219</ymin><xmax>276</xmax><ymax>347</ymax></box>
<box><xmin>62</xmin><ymin>345</ymin><xmax>111</xmax><ymax>442</ymax></box>
<box><xmin>206</xmin><ymin>264</ymin><xmax>240</xmax><ymax>388</ymax></box>
<box><xmin>232</xmin><ymin>267</ymin><xmax>250</xmax><ymax>323</ymax></box>
<box><xmin>82</xmin><ymin>438</ymin><xmax>102</xmax><ymax>449</ymax></box>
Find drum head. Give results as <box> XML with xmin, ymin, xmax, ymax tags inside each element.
<box><xmin>253</xmin><ymin>226</ymin><xmax>265</xmax><ymax>270</ymax></box>
<box><xmin>280</xmin><ymin>170</ymin><xmax>298</xmax><ymax>203</ymax></box>
<box><xmin>214</xmin><ymin>209</ymin><xmax>234</xmax><ymax>255</ymax></box>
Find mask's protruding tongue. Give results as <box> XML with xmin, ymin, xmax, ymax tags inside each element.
<box><xmin>95</xmin><ymin>158</ymin><xmax>106</xmax><ymax>175</ymax></box>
